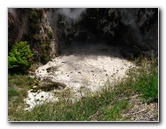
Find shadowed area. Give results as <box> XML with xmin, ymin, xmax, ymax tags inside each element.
<box><xmin>60</xmin><ymin>41</ymin><xmax>123</xmax><ymax>58</ymax></box>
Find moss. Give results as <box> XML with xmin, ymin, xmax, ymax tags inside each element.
<box><xmin>28</xmin><ymin>9</ymin><xmax>42</xmax><ymax>35</ymax></box>
<box><xmin>39</xmin><ymin>35</ymin><xmax>52</xmax><ymax>63</ymax></box>
<box><xmin>48</xmin><ymin>31</ymin><xmax>53</xmax><ymax>39</ymax></box>
<box><xmin>28</xmin><ymin>9</ymin><xmax>42</xmax><ymax>23</ymax></box>
<box><xmin>26</xmin><ymin>9</ymin><xmax>53</xmax><ymax>64</ymax></box>
<box><xmin>23</xmin><ymin>9</ymin><xmax>57</xmax><ymax>64</ymax></box>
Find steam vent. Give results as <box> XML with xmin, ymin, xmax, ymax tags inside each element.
<box><xmin>8</xmin><ymin>8</ymin><xmax>158</xmax><ymax>121</ymax></box>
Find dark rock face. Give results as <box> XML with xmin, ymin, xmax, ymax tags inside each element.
<box><xmin>8</xmin><ymin>8</ymin><xmax>158</xmax><ymax>64</ymax></box>
<box><xmin>61</xmin><ymin>8</ymin><xmax>158</xmax><ymax>57</ymax></box>
<box><xmin>8</xmin><ymin>9</ymin><xmax>27</xmax><ymax>50</ymax></box>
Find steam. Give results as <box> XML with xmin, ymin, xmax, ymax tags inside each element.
<box><xmin>120</xmin><ymin>9</ymin><xmax>143</xmax><ymax>44</ymax></box>
<box><xmin>58</xmin><ymin>8</ymin><xmax>86</xmax><ymax>20</ymax></box>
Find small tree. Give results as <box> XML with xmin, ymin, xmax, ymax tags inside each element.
<box><xmin>8</xmin><ymin>41</ymin><xmax>33</xmax><ymax>73</ymax></box>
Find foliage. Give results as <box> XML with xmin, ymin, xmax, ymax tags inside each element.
<box><xmin>136</xmin><ymin>73</ymin><xmax>158</xmax><ymax>103</ymax></box>
<box><xmin>28</xmin><ymin>10</ymin><xmax>42</xmax><ymax>23</ymax></box>
<box><xmin>8</xmin><ymin>41</ymin><xmax>33</xmax><ymax>73</ymax></box>
<box><xmin>28</xmin><ymin>9</ymin><xmax>42</xmax><ymax>34</ymax></box>
<box><xmin>8</xmin><ymin>74</ymin><xmax>36</xmax><ymax>120</ymax></box>
<box><xmin>27</xmin><ymin>9</ymin><xmax>51</xmax><ymax>64</ymax></box>
<box><xmin>102</xmin><ymin>100</ymin><xmax>128</xmax><ymax>121</ymax></box>
<box><xmin>134</xmin><ymin>58</ymin><xmax>158</xmax><ymax>103</ymax></box>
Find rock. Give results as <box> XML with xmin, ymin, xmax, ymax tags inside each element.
<box><xmin>31</xmin><ymin>85</ymin><xmax>40</xmax><ymax>92</ymax></box>
<box><xmin>38</xmin><ymin>79</ymin><xmax>67</xmax><ymax>91</ymax></box>
<box><xmin>46</xmin><ymin>66</ymin><xmax>58</xmax><ymax>73</ymax></box>
<box><xmin>24</xmin><ymin>90</ymin><xmax>59</xmax><ymax>111</ymax></box>
<box><xmin>8</xmin><ymin>8</ymin><xmax>58</xmax><ymax>64</ymax></box>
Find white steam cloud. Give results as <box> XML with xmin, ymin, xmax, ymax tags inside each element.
<box><xmin>120</xmin><ymin>9</ymin><xmax>143</xmax><ymax>44</ymax></box>
<box><xmin>58</xmin><ymin>8</ymin><xmax>86</xmax><ymax>20</ymax></box>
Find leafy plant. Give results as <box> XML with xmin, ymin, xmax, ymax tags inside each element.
<box><xmin>8</xmin><ymin>41</ymin><xmax>33</xmax><ymax>73</ymax></box>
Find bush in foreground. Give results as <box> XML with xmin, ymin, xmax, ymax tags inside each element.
<box><xmin>8</xmin><ymin>41</ymin><xmax>33</xmax><ymax>74</ymax></box>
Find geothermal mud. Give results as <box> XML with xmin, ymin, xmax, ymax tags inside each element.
<box><xmin>24</xmin><ymin>42</ymin><xmax>135</xmax><ymax>110</ymax></box>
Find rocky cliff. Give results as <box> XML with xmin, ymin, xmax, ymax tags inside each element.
<box><xmin>8</xmin><ymin>8</ymin><xmax>158</xmax><ymax>64</ymax></box>
<box><xmin>8</xmin><ymin>8</ymin><xmax>58</xmax><ymax>64</ymax></box>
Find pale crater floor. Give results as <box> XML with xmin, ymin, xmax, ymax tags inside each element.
<box><xmin>24</xmin><ymin>42</ymin><xmax>135</xmax><ymax>110</ymax></box>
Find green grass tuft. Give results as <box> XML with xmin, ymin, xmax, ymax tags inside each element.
<box><xmin>102</xmin><ymin>100</ymin><xmax>129</xmax><ymax>121</ymax></box>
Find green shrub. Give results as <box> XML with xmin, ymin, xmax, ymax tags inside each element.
<box><xmin>8</xmin><ymin>41</ymin><xmax>33</xmax><ymax>73</ymax></box>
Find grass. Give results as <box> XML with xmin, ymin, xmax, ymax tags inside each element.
<box><xmin>135</xmin><ymin>70</ymin><xmax>158</xmax><ymax>103</ymax></box>
<box><xmin>10</xmin><ymin>90</ymin><xmax>116</xmax><ymax>121</ymax></box>
<box><xmin>128</xmin><ymin>57</ymin><xmax>158</xmax><ymax>103</ymax></box>
<box><xmin>8</xmin><ymin>57</ymin><xmax>158</xmax><ymax>121</ymax></box>
<box><xmin>8</xmin><ymin>74</ymin><xmax>36</xmax><ymax>120</ymax></box>
<box><xmin>102</xmin><ymin>100</ymin><xmax>129</xmax><ymax>121</ymax></box>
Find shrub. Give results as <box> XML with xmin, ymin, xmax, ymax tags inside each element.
<box><xmin>8</xmin><ymin>41</ymin><xmax>33</xmax><ymax>73</ymax></box>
